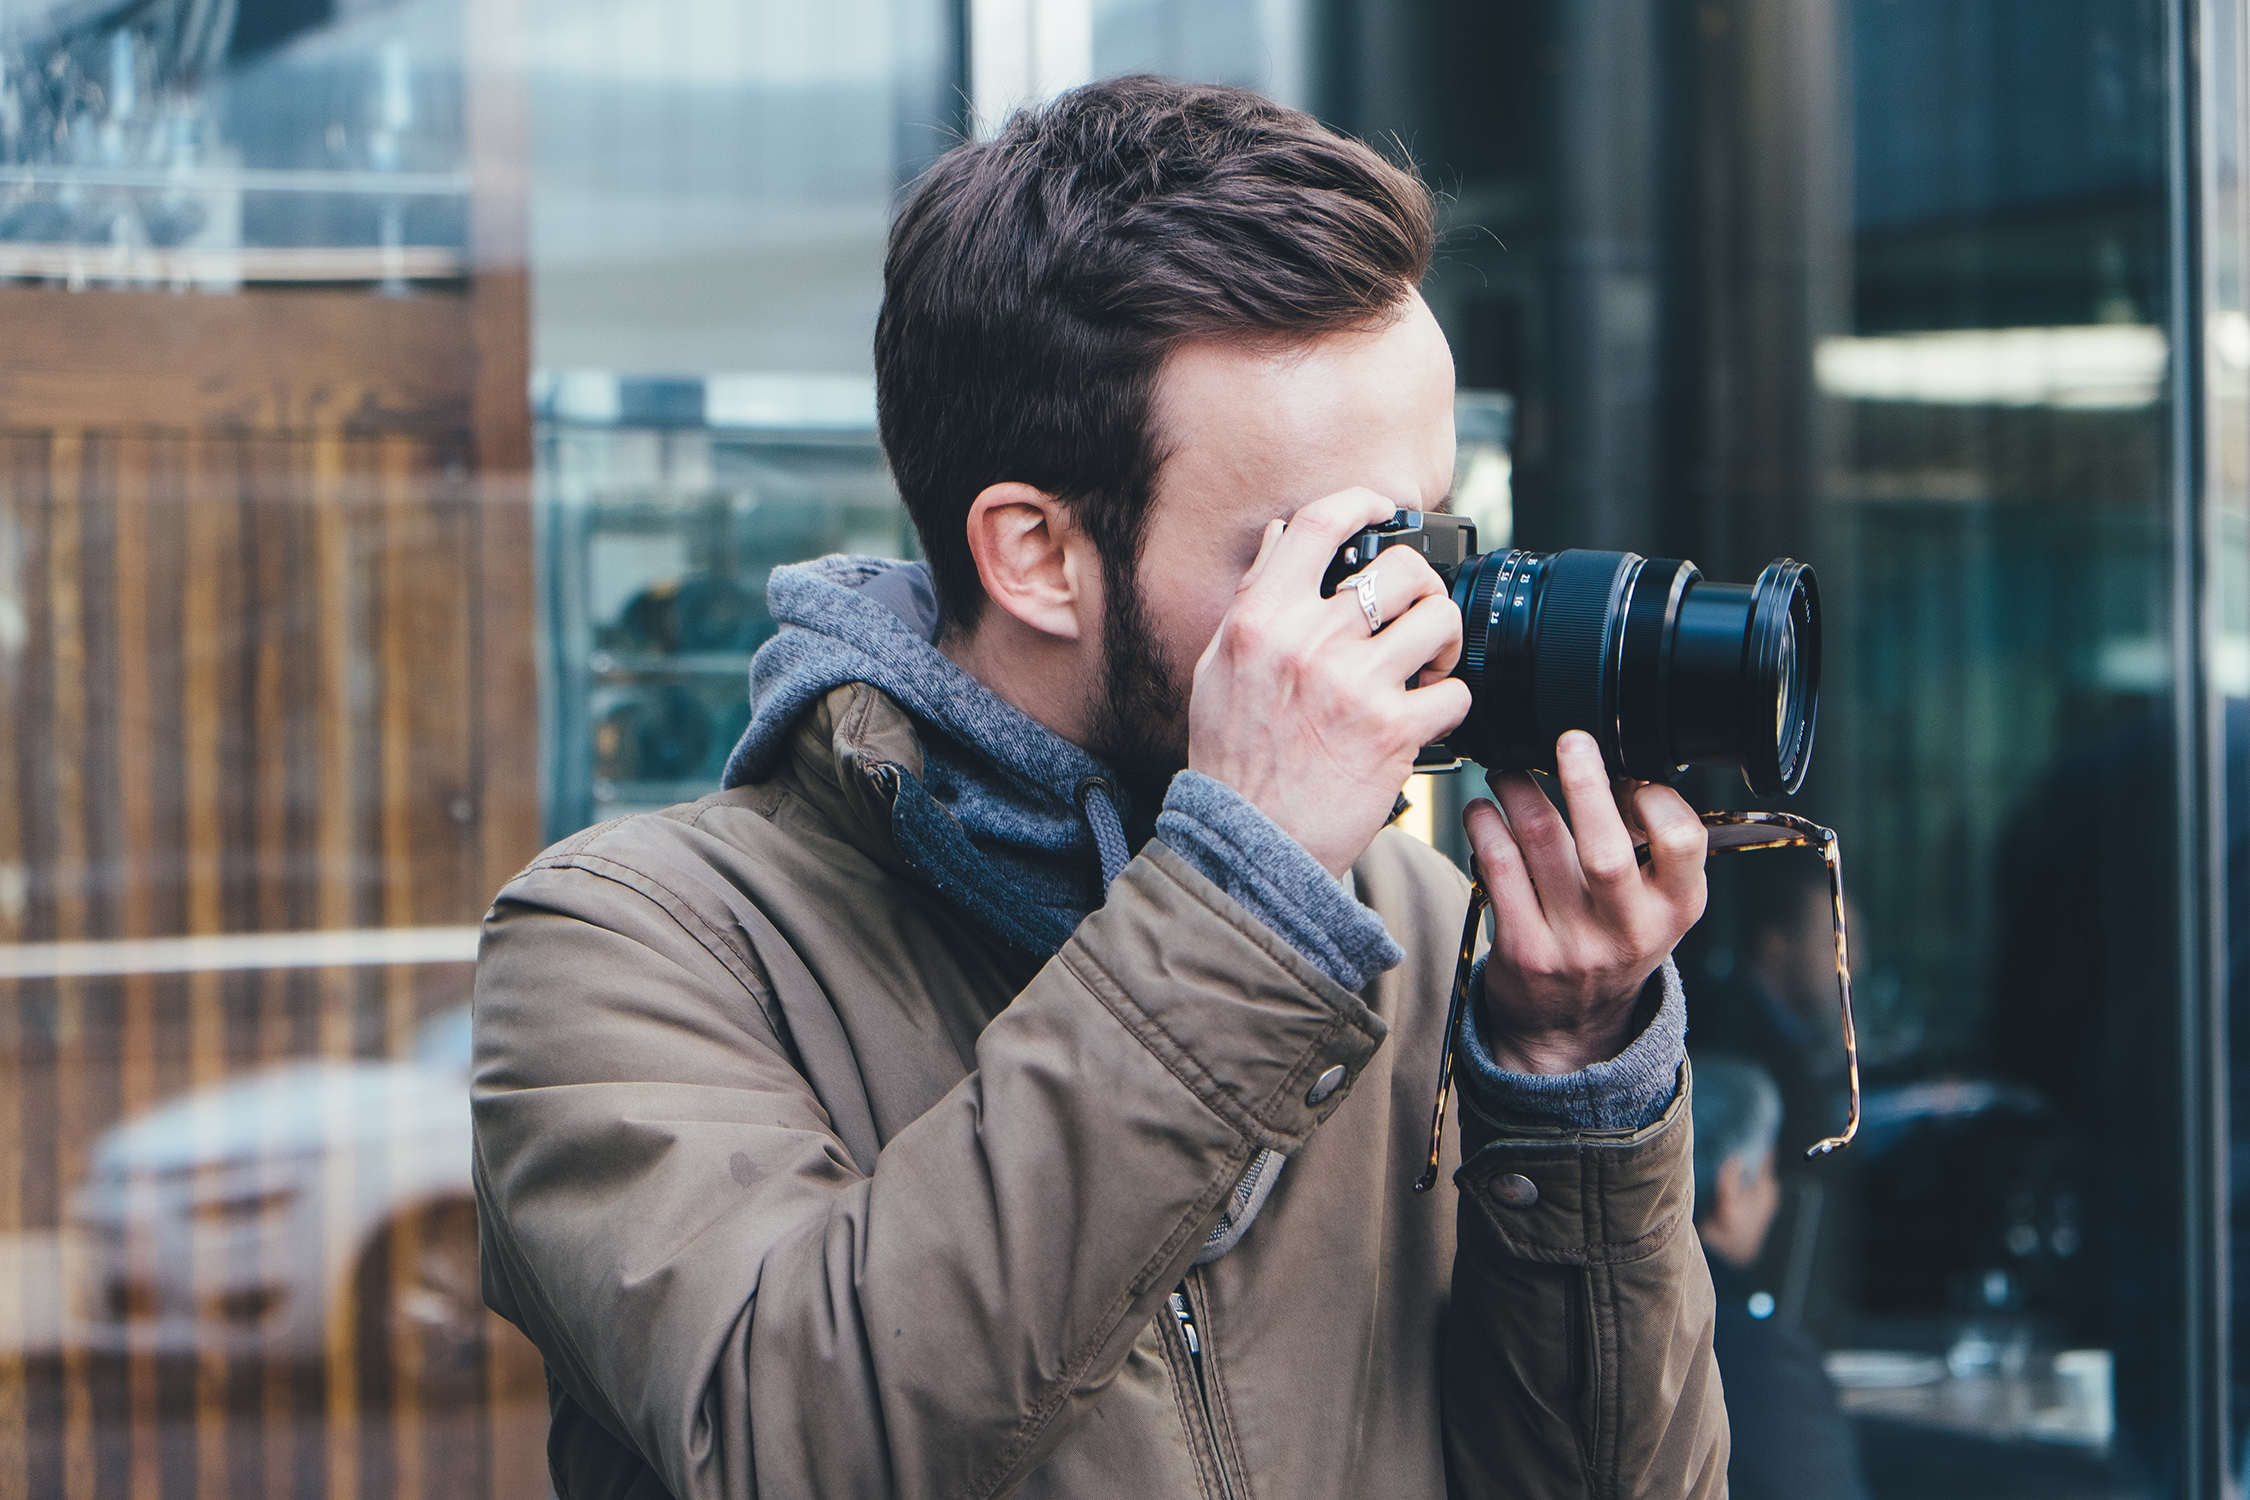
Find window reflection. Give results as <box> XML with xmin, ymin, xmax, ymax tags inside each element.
<box><xmin>1</xmin><ymin>0</ymin><xmax>470</xmax><ymax>288</ymax></box>
<box><xmin>0</xmin><ymin>0</ymin><xmax>952</xmax><ymax>1496</ymax></box>
<box><xmin>1</xmin><ymin>0</ymin><xmax>2240</xmax><ymax>1497</ymax></box>
<box><xmin>536</xmin><ymin>375</ymin><xmax>915</xmax><ymax>833</ymax></box>
<box><xmin>1332</xmin><ymin>0</ymin><xmax>2182</xmax><ymax>1494</ymax></box>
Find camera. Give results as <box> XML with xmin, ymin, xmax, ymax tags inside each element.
<box><xmin>1322</xmin><ymin>511</ymin><xmax>1821</xmax><ymax>795</ymax></box>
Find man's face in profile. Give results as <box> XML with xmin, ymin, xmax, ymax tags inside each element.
<box><xmin>1087</xmin><ymin>292</ymin><xmax>1460</xmax><ymax>780</ymax></box>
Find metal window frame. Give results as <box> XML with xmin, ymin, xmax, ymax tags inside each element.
<box><xmin>2171</xmin><ymin>1</ymin><xmax>2242</xmax><ymax>1493</ymax></box>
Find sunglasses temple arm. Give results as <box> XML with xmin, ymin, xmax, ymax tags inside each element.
<box><xmin>1805</xmin><ymin>833</ymin><xmax>1861</xmax><ymax>1158</ymax></box>
<box><xmin>1415</xmin><ymin>878</ymin><xmax>1490</xmax><ymax>1194</ymax></box>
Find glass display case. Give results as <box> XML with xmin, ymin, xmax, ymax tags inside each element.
<box><xmin>0</xmin><ymin>0</ymin><xmax>470</xmax><ymax>289</ymax></box>
<box><xmin>537</xmin><ymin>371</ymin><xmax>917</xmax><ymax>837</ymax></box>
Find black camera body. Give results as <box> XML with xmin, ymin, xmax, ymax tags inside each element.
<box><xmin>1324</xmin><ymin>510</ymin><xmax>1821</xmax><ymax>796</ymax></box>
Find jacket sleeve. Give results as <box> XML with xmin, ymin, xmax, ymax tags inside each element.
<box><xmin>1441</xmin><ymin>1063</ymin><xmax>1730</xmax><ymax>1499</ymax></box>
<box><xmin>469</xmin><ymin>838</ymin><xmax>1384</xmax><ymax>1500</ymax></box>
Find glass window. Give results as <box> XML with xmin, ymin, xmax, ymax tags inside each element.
<box><xmin>1317</xmin><ymin>1</ymin><xmax>2218</xmax><ymax>1496</ymax></box>
<box><xmin>1817</xmin><ymin>6</ymin><xmax>2180</xmax><ymax>1493</ymax></box>
<box><xmin>0</xmin><ymin>1</ymin><xmax>953</xmax><ymax>1494</ymax></box>
<box><xmin>529</xmin><ymin>0</ymin><xmax>953</xmax><ymax>841</ymax></box>
<box><xmin>4</xmin><ymin>0</ymin><xmax>2244</xmax><ymax>1495</ymax></box>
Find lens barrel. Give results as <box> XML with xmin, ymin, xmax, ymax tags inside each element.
<box><xmin>1442</xmin><ymin>547</ymin><xmax>1820</xmax><ymax>795</ymax></box>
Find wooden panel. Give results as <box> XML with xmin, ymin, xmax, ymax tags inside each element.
<box><xmin>0</xmin><ymin>433</ymin><xmax>507</xmax><ymax>947</ymax></box>
<box><xmin>0</xmin><ymin>424</ymin><xmax>545</xmax><ymax>1499</ymax></box>
<box><xmin>0</xmin><ymin>287</ymin><xmax>482</xmax><ymax>437</ymax></box>
<box><xmin>0</xmin><ymin>0</ymin><xmax>544</xmax><ymax>1484</ymax></box>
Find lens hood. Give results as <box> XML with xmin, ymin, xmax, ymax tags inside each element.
<box><xmin>1742</xmin><ymin>559</ymin><xmax>1821</xmax><ymax>796</ymax></box>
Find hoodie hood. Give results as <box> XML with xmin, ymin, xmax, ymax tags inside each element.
<box><xmin>722</xmin><ymin>556</ymin><xmax>1135</xmax><ymax>955</ymax></box>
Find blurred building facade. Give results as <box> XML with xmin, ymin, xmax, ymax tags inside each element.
<box><xmin>0</xmin><ymin>0</ymin><xmax>2244</xmax><ymax>1496</ymax></box>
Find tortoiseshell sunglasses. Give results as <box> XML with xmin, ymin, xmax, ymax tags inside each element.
<box><xmin>1412</xmin><ymin>809</ymin><xmax>1857</xmax><ymax>1193</ymax></box>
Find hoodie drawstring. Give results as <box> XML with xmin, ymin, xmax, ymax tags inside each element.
<box><xmin>1075</xmin><ymin>776</ymin><xmax>1131</xmax><ymax>891</ymax></box>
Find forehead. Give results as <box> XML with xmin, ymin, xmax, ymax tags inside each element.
<box><xmin>1149</xmin><ymin>295</ymin><xmax>1456</xmax><ymax>521</ymax></box>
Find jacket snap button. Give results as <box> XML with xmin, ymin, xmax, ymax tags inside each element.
<box><xmin>1494</xmin><ymin>1173</ymin><xmax>1539</xmax><ymax>1208</ymax></box>
<box><xmin>1305</xmin><ymin>1065</ymin><xmax>1347</xmax><ymax>1106</ymax></box>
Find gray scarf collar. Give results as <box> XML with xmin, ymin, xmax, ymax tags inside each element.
<box><xmin>722</xmin><ymin>556</ymin><xmax>1135</xmax><ymax>955</ymax></box>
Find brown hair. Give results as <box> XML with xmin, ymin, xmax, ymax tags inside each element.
<box><xmin>875</xmin><ymin>75</ymin><xmax>1436</xmax><ymax>637</ymax></box>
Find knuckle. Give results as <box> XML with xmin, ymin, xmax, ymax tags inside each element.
<box><xmin>1384</xmin><ymin>547</ymin><xmax>1440</xmax><ymax>590</ymax></box>
<box><xmin>1219</xmin><ymin>616</ymin><xmax>1264</xmax><ymax>660</ymax></box>
<box><xmin>1515</xmin><ymin>808</ymin><xmax>1565</xmax><ymax>846</ymax></box>
<box><xmin>1512</xmin><ymin>945</ymin><xmax>1562</xmax><ymax>982</ymax></box>
<box><xmin>1582</xmin><ymin>851</ymin><xmax>1634</xmax><ymax>885</ymax></box>
<box><xmin>1304</xmin><ymin>488</ymin><xmax>1387</xmax><ymax>536</ymax></box>
<box><xmin>1282</xmin><ymin>641</ymin><xmax>1328</xmax><ymax>685</ymax></box>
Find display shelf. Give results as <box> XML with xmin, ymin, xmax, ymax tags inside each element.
<box><xmin>586</xmin><ymin>652</ymin><xmax>759</xmax><ymax>679</ymax></box>
<box><xmin>539</xmin><ymin>370</ymin><xmax>915</xmax><ymax>839</ymax></box>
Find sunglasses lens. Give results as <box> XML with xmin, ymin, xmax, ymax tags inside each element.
<box><xmin>1704</xmin><ymin>820</ymin><xmax>1809</xmax><ymax>853</ymax></box>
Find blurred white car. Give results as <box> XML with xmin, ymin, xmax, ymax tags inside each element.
<box><xmin>65</xmin><ymin>1006</ymin><xmax>485</xmax><ymax>1392</ymax></box>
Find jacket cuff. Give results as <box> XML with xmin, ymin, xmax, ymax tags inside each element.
<box><xmin>1455</xmin><ymin>957</ymin><xmax>1686</xmax><ymax>1134</ymax></box>
<box><xmin>1153</xmin><ymin>771</ymin><xmax>1406</xmax><ymax>993</ymax></box>
<box><xmin>1455</xmin><ymin>1058</ymin><xmax>1697</xmax><ymax>1262</ymax></box>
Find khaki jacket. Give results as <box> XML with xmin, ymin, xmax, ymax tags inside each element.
<box><xmin>471</xmin><ymin>684</ymin><xmax>1727</xmax><ymax>1500</ymax></box>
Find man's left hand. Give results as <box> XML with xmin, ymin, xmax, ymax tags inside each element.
<box><xmin>1464</xmin><ymin>730</ymin><xmax>1708</xmax><ymax>1076</ymax></box>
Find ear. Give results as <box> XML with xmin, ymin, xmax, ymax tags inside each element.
<box><xmin>962</xmin><ymin>482</ymin><xmax>1098</xmax><ymax>641</ymax></box>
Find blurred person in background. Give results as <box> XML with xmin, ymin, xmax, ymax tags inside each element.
<box><xmin>1693</xmin><ymin>859</ymin><xmax>1852</xmax><ymax>1160</ymax></box>
<box><xmin>1696</xmin><ymin>1054</ymin><xmax>1870</xmax><ymax>1500</ymax></box>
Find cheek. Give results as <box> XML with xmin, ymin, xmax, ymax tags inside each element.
<box><xmin>1136</xmin><ymin>555</ymin><xmax>1243</xmax><ymax>670</ymax></box>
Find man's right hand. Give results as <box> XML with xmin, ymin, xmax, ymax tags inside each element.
<box><xmin>1185</xmin><ymin>488</ymin><xmax>1471</xmax><ymax>877</ymax></box>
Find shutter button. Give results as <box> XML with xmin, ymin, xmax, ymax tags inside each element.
<box><xmin>1494</xmin><ymin>1174</ymin><xmax>1539</xmax><ymax>1208</ymax></box>
<box><xmin>1305</xmin><ymin>1065</ymin><xmax>1347</xmax><ymax>1106</ymax></box>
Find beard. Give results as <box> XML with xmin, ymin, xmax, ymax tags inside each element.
<box><xmin>1086</xmin><ymin>558</ymin><xmax>1191</xmax><ymax>797</ymax></box>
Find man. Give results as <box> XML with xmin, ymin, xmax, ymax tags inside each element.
<box><xmin>472</xmin><ymin>77</ymin><xmax>1725</xmax><ymax>1499</ymax></box>
<box><xmin>1692</xmin><ymin>1055</ymin><xmax>1868</xmax><ymax>1500</ymax></box>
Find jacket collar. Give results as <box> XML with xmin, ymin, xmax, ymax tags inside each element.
<box><xmin>771</xmin><ymin>681</ymin><xmax>1096</xmax><ymax>957</ymax></box>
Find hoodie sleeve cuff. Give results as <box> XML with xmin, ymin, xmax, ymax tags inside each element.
<box><xmin>1153</xmin><ymin>771</ymin><xmax>1406</xmax><ymax>994</ymax></box>
<box><xmin>1456</xmin><ymin>956</ymin><xmax>1686</xmax><ymax>1133</ymax></box>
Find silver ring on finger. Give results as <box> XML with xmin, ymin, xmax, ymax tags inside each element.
<box><xmin>1352</xmin><ymin>570</ymin><xmax>1382</xmax><ymax>634</ymax></box>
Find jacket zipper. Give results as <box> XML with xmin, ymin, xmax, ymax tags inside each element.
<box><xmin>1169</xmin><ymin>1280</ymin><xmax>1240</xmax><ymax>1500</ymax></box>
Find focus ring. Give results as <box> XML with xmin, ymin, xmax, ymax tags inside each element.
<box><xmin>1531</xmin><ymin>550</ymin><xmax>1634</xmax><ymax>771</ymax></box>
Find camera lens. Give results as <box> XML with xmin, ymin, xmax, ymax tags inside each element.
<box><xmin>1443</xmin><ymin>549</ymin><xmax>1821</xmax><ymax>795</ymax></box>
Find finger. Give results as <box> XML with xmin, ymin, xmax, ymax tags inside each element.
<box><xmin>1611</xmin><ymin>775</ymin><xmax>1649</xmax><ymax>844</ymax></box>
<box><xmin>1551</xmin><ymin>730</ymin><xmax>1641</xmax><ymax>916</ymax></box>
<box><xmin>1397</xmin><ymin>675</ymin><xmax>1471</xmax><ymax>748</ymax></box>
<box><xmin>1236</xmin><ymin>517</ymin><xmax>1287</xmax><ymax>589</ymax></box>
<box><xmin>1488</xmin><ymin>768</ymin><xmax>1578</xmax><ymax>917</ymax></box>
<box><xmin>1350</xmin><ymin>542</ymin><xmax>1448</xmax><ymax>622</ymax></box>
<box><xmin>1253</xmin><ymin>488</ymin><xmax>1406</xmax><ymax>598</ymax></box>
<box><xmin>1363</xmin><ymin>590</ymin><xmax>1465</xmax><ymax>682</ymax></box>
<box><xmin>1632</xmin><ymin>781</ymin><xmax>1708</xmax><ymax>911</ymax></box>
<box><xmin>1463</xmin><ymin>796</ymin><xmax>1552</xmax><ymax>944</ymax></box>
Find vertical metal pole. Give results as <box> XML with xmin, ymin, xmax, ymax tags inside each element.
<box><xmin>2170</xmin><ymin>0</ymin><xmax>2230</xmax><ymax>1493</ymax></box>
